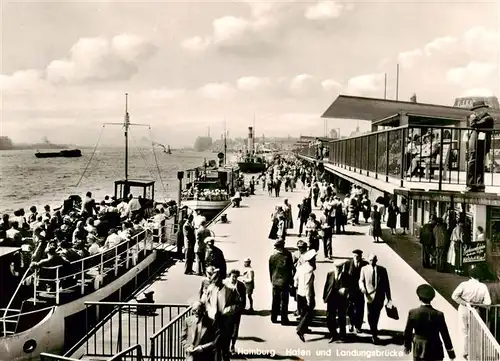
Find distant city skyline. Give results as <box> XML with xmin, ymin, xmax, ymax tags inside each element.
<box><xmin>2</xmin><ymin>1</ymin><xmax>498</xmax><ymax>147</ymax></box>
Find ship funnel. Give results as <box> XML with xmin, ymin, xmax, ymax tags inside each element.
<box><xmin>247</xmin><ymin>126</ymin><xmax>254</xmax><ymax>154</ymax></box>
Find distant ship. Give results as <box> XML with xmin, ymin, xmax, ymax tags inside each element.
<box><xmin>237</xmin><ymin>126</ymin><xmax>267</xmax><ymax>173</ymax></box>
<box><xmin>35</xmin><ymin>149</ymin><xmax>82</xmax><ymax>158</ymax></box>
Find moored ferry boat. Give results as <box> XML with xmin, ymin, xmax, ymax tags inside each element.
<box><xmin>181</xmin><ymin>163</ymin><xmax>239</xmax><ymax>220</ymax></box>
<box><xmin>0</xmin><ymin>95</ymin><xmax>178</xmax><ymax>361</ymax></box>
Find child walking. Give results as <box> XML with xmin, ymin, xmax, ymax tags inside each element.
<box><xmin>240</xmin><ymin>258</ymin><xmax>255</xmax><ymax>312</ymax></box>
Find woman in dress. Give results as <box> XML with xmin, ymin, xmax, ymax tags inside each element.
<box><xmin>386</xmin><ymin>200</ymin><xmax>399</xmax><ymax>235</ymax></box>
<box><xmin>370</xmin><ymin>205</ymin><xmax>382</xmax><ymax>243</ymax></box>
<box><xmin>447</xmin><ymin>220</ymin><xmax>464</xmax><ymax>274</ymax></box>
<box><xmin>361</xmin><ymin>194</ymin><xmax>372</xmax><ymax>223</ymax></box>
<box><xmin>268</xmin><ymin>205</ymin><xmax>282</xmax><ymax>240</ymax></box>
<box><xmin>399</xmin><ymin>198</ymin><xmax>409</xmax><ymax>235</ymax></box>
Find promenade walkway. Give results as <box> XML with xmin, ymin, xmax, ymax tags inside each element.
<box><xmin>77</xmin><ymin>184</ymin><xmax>464</xmax><ymax>361</ymax></box>
<box><xmin>138</xmin><ymin>185</ymin><xmax>464</xmax><ymax>361</ymax></box>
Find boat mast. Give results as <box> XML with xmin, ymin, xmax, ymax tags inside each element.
<box><xmin>224</xmin><ymin>118</ymin><xmax>227</xmax><ymax>166</ymax></box>
<box><xmin>124</xmin><ymin>93</ymin><xmax>130</xmax><ymax>182</ymax></box>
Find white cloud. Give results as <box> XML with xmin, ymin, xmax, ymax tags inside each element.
<box><xmin>463</xmin><ymin>26</ymin><xmax>500</xmax><ymax>56</ymax></box>
<box><xmin>397</xmin><ymin>49</ymin><xmax>423</xmax><ymax>68</ymax></box>
<box><xmin>423</xmin><ymin>36</ymin><xmax>457</xmax><ymax>56</ymax></box>
<box><xmin>236</xmin><ymin>76</ymin><xmax>271</xmax><ymax>91</ymax></box>
<box><xmin>198</xmin><ymin>82</ymin><xmax>236</xmax><ymax>100</ymax></box>
<box><xmin>322</xmin><ymin>79</ymin><xmax>341</xmax><ymax>92</ymax></box>
<box><xmin>1</xmin><ymin>69</ymin><xmax>51</xmax><ymax>95</ymax></box>
<box><xmin>304</xmin><ymin>1</ymin><xmax>351</xmax><ymax>20</ymax></box>
<box><xmin>346</xmin><ymin>73</ymin><xmax>385</xmax><ymax>96</ymax></box>
<box><xmin>46</xmin><ymin>34</ymin><xmax>156</xmax><ymax>84</ymax></box>
<box><xmin>181</xmin><ymin>36</ymin><xmax>210</xmax><ymax>52</ymax></box>
<box><xmin>181</xmin><ymin>1</ymin><xmax>351</xmax><ymax>55</ymax></box>
<box><xmin>446</xmin><ymin>61</ymin><xmax>497</xmax><ymax>84</ymax></box>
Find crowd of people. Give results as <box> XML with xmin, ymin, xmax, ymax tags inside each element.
<box><xmin>179</xmin><ymin>157</ymin><xmax>465</xmax><ymax>361</ymax></box>
<box><xmin>0</xmin><ymin>191</ymin><xmax>177</xmax><ymax>292</ymax></box>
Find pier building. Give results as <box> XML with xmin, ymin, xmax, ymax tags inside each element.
<box><xmin>298</xmin><ymin>95</ymin><xmax>500</xmax><ymax>275</ymax></box>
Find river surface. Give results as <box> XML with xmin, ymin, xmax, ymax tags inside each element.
<box><xmin>0</xmin><ymin>148</ymin><xmax>219</xmax><ymax>214</ymax></box>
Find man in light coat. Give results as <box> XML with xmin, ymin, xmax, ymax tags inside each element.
<box><xmin>295</xmin><ymin>249</ymin><xmax>316</xmax><ymax>342</ymax></box>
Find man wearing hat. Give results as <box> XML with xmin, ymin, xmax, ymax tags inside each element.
<box><xmin>359</xmin><ymin>254</ymin><xmax>392</xmax><ymax>344</ymax></box>
<box><xmin>404</xmin><ymin>284</ymin><xmax>456</xmax><ymax>361</ymax></box>
<box><xmin>205</xmin><ymin>237</ymin><xmax>227</xmax><ymax>280</ymax></box>
<box><xmin>323</xmin><ymin>260</ymin><xmax>350</xmax><ymax>343</ymax></box>
<box><xmin>268</xmin><ymin>240</ymin><xmax>294</xmax><ymax>325</ymax></box>
<box><xmin>466</xmin><ymin>99</ymin><xmax>494</xmax><ymax>192</ymax></box>
<box><xmin>346</xmin><ymin>249</ymin><xmax>368</xmax><ymax>333</ymax></box>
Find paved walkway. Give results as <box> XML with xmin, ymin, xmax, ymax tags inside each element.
<box><xmin>138</xmin><ymin>185</ymin><xmax>464</xmax><ymax>360</ymax></box>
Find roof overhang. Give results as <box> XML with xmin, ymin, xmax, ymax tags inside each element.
<box><xmin>395</xmin><ymin>188</ymin><xmax>500</xmax><ymax>206</ymax></box>
<box><xmin>322</xmin><ymin>95</ymin><xmax>476</xmax><ymax>121</ymax></box>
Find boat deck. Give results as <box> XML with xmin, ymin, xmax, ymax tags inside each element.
<box><xmin>78</xmin><ymin>184</ymin><xmax>464</xmax><ymax>360</ymax></box>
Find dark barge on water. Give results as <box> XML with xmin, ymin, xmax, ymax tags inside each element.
<box><xmin>35</xmin><ymin>149</ymin><xmax>82</xmax><ymax>158</ymax></box>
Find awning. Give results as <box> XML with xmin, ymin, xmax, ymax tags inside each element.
<box><xmin>395</xmin><ymin>188</ymin><xmax>500</xmax><ymax>206</ymax></box>
<box><xmin>322</xmin><ymin>95</ymin><xmax>475</xmax><ymax>121</ymax></box>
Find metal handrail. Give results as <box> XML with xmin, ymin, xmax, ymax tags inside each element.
<box><xmin>149</xmin><ymin>306</ymin><xmax>192</xmax><ymax>339</ymax></box>
<box><xmin>109</xmin><ymin>344</ymin><xmax>144</xmax><ymax>361</ymax></box>
<box><xmin>149</xmin><ymin>306</ymin><xmax>192</xmax><ymax>360</ymax></box>
<box><xmin>2</xmin><ymin>265</ymin><xmax>33</xmax><ymax>336</ymax></box>
<box><xmin>467</xmin><ymin>304</ymin><xmax>500</xmax><ymax>360</ymax></box>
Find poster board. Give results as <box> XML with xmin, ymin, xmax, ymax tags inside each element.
<box><xmin>462</xmin><ymin>241</ymin><xmax>487</xmax><ymax>264</ymax></box>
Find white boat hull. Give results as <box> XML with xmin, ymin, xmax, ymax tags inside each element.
<box><xmin>182</xmin><ymin>200</ymin><xmax>231</xmax><ymax>220</ymax></box>
<box><xmin>1</xmin><ymin>251</ymin><xmax>157</xmax><ymax>361</ymax></box>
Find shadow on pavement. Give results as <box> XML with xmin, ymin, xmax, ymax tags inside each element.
<box><xmin>251</xmin><ymin>310</ymin><xmax>271</xmax><ymax>317</ymax></box>
<box><xmin>237</xmin><ymin>336</ymin><xmax>266</xmax><ymax>342</ymax></box>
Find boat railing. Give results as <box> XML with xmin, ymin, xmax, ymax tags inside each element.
<box><xmin>0</xmin><ymin>222</ymin><xmax>178</xmax><ymax>336</ymax></box>
<box><xmin>298</xmin><ymin>124</ymin><xmax>500</xmax><ymax>190</ymax></box>
<box><xmin>32</xmin><ymin>228</ymin><xmax>154</xmax><ymax>305</ymax></box>
<box><xmin>149</xmin><ymin>306</ymin><xmax>193</xmax><ymax>360</ymax></box>
<box><xmin>1</xmin><ymin>265</ymin><xmax>34</xmax><ymax>335</ymax></box>
<box><xmin>64</xmin><ymin>302</ymin><xmax>190</xmax><ymax>359</ymax></box>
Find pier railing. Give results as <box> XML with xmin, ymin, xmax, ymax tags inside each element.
<box><xmin>149</xmin><ymin>306</ymin><xmax>193</xmax><ymax>360</ymax></box>
<box><xmin>67</xmin><ymin>302</ymin><xmax>190</xmax><ymax>359</ymax></box>
<box><xmin>467</xmin><ymin>304</ymin><xmax>500</xmax><ymax>361</ymax></box>
<box><xmin>298</xmin><ymin>124</ymin><xmax>500</xmax><ymax>191</ymax></box>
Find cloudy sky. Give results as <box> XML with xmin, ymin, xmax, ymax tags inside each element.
<box><xmin>1</xmin><ymin>0</ymin><xmax>499</xmax><ymax>147</ymax></box>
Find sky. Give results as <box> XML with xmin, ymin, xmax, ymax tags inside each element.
<box><xmin>1</xmin><ymin>0</ymin><xmax>499</xmax><ymax>148</ymax></box>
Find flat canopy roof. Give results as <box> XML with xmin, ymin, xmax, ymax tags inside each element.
<box><xmin>322</xmin><ymin>95</ymin><xmax>476</xmax><ymax>121</ymax></box>
<box><xmin>395</xmin><ymin>188</ymin><xmax>500</xmax><ymax>206</ymax></box>
<box><xmin>114</xmin><ymin>179</ymin><xmax>155</xmax><ymax>187</ymax></box>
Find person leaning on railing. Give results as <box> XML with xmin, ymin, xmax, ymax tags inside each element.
<box><xmin>451</xmin><ymin>266</ymin><xmax>492</xmax><ymax>360</ymax></box>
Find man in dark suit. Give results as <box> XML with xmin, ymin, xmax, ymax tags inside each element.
<box><xmin>404</xmin><ymin>284</ymin><xmax>456</xmax><ymax>361</ymax></box>
<box><xmin>269</xmin><ymin>240</ymin><xmax>294</xmax><ymax>325</ymax></box>
<box><xmin>297</xmin><ymin>197</ymin><xmax>311</xmax><ymax>237</ymax></box>
<box><xmin>359</xmin><ymin>254</ymin><xmax>392</xmax><ymax>344</ymax></box>
<box><xmin>323</xmin><ymin>260</ymin><xmax>350</xmax><ymax>343</ymax></box>
<box><xmin>346</xmin><ymin>249</ymin><xmax>368</xmax><ymax>333</ymax></box>
<box><xmin>182</xmin><ymin>301</ymin><xmax>219</xmax><ymax>361</ymax></box>
<box><xmin>420</xmin><ymin>216</ymin><xmax>437</xmax><ymax>268</ymax></box>
<box><xmin>467</xmin><ymin>100</ymin><xmax>495</xmax><ymax>192</ymax></box>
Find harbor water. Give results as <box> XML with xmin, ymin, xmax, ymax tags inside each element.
<box><xmin>0</xmin><ymin>148</ymin><xmax>216</xmax><ymax>214</ymax></box>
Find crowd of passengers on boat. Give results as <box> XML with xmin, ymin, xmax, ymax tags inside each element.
<box><xmin>0</xmin><ymin>192</ymin><xmax>177</xmax><ymax>284</ymax></box>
